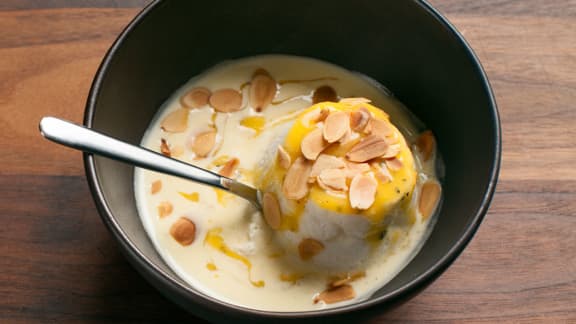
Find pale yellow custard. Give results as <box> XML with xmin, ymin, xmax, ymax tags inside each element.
<box><xmin>134</xmin><ymin>55</ymin><xmax>441</xmax><ymax>311</ymax></box>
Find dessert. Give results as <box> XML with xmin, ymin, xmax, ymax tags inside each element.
<box><xmin>134</xmin><ymin>55</ymin><xmax>441</xmax><ymax>311</ymax></box>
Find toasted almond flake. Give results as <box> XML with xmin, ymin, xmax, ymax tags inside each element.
<box><xmin>382</xmin><ymin>144</ymin><xmax>401</xmax><ymax>159</ymax></box>
<box><xmin>344</xmin><ymin>161</ymin><xmax>371</xmax><ymax>179</ymax></box>
<box><xmin>209</xmin><ymin>88</ymin><xmax>243</xmax><ymax>112</ymax></box>
<box><xmin>314</xmin><ymin>284</ymin><xmax>355</xmax><ymax>304</ymax></box>
<box><xmin>276</xmin><ymin>145</ymin><xmax>291</xmax><ymax>169</ymax></box>
<box><xmin>366</xmin><ymin>118</ymin><xmax>393</xmax><ymax>137</ymax></box>
<box><xmin>219</xmin><ymin>158</ymin><xmax>239</xmax><ymax>178</ymax></box>
<box><xmin>282</xmin><ymin>157</ymin><xmax>312</xmax><ymax>200</ymax></box>
<box><xmin>349</xmin><ymin>173</ymin><xmax>377</xmax><ymax>210</ymax></box>
<box><xmin>312</xmin><ymin>85</ymin><xmax>338</xmax><ymax>103</ymax></box>
<box><xmin>170</xmin><ymin>217</ymin><xmax>196</xmax><ymax>246</ymax></box>
<box><xmin>371</xmin><ymin>162</ymin><xmax>393</xmax><ymax>182</ymax></box>
<box><xmin>301</xmin><ymin>128</ymin><xmax>329</xmax><ymax>160</ymax></box>
<box><xmin>310</xmin><ymin>154</ymin><xmax>346</xmax><ymax>181</ymax></box>
<box><xmin>349</xmin><ymin>106</ymin><xmax>371</xmax><ymax>132</ymax></box>
<box><xmin>161</xmin><ymin>109</ymin><xmax>188</xmax><ymax>133</ymax></box>
<box><xmin>157</xmin><ymin>201</ymin><xmax>173</xmax><ymax>218</ymax></box>
<box><xmin>385</xmin><ymin>157</ymin><xmax>403</xmax><ymax>171</ymax></box>
<box><xmin>191</xmin><ymin>129</ymin><xmax>217</xmax><ymax>158</ymax></box>
<box><xmin>416</xmin><ymin>130</ymin><xmax>436</xmax><ymax>161</ymax></box>
<box><xmin>298</xmin><ymin>238</ymin><xmax>324</xmax><ymax>261</ymax></box>
<box><xmin>318</xmin><ymin>168</ymin><xmax>348</xmax><ymax>192</ymax></box>
<box><xmin>180</xmin><ymin>87</ymin><xmax>211</xmax><ymax>109</ymax></box>
<box><xmin>151</xmin><ymin>180</ymin><xmax>162</xmax><ymax>194</ymax></box>
<box><xmin>346</xmin><ymin>134</ymin><xmax>389</xmax><ymax>162</ymax></box>
<box><xmin>328</xmin><ymin>271</ymin><xmax>366</xmax><ymax>288</ymax></box>
<box><xmin>301</xmin><ymin>108</ymin><xmax>330</xmax><ymax>126</ymax></box>
<box><xmin>323</xmin><ymin>111</ymin><xmax>350</xmax><ymax>143</ymax></box>
<box><xmin>419</xmin><ymin>181</ymin><xmax>441</xmax><ymax>220</ymax></box>
<box><xmin>262</xmin><ymin>192</ymin><xmax>282</xmax><ymax>230</ymax></box>
<box><xmin>250</xmin><ymin>70</ymin><xmax>277</xmax><ymax>112</ymax></box>
<box><xmin>160</xmin><ymin>138</ymin><xmax>171</xmax><ymax>157</ymax></box>
<box><xmin>339</xmin><ymin>97</ymin><xmax>371</xmax><ymax>105</ymax></box>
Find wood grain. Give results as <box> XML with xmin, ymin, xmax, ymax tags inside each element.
<box><xmin>1</xmin><ymin>0</ymin><xmax>575</xmax><ymax>322</ymax></box>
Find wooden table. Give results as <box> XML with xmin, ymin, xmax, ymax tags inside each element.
<box><xmin>1</xmin><ymin>0</ymin><xmax>574</xmax><ymax>322</ymax></box>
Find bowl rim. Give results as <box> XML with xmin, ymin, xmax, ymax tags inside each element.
<box><xmin>83</xmin><ymin>0</ymin><xmax>501</xmax><ymax>319</ymax></box>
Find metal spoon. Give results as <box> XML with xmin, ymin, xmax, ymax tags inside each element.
<box><xmin>39</xmin><ymin>117</ymin><xmax>261</xmax><ymax>209</ymax></box>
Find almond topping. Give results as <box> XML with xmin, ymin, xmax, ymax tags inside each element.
<box><xmin>416</xmin><ymin>130</ymin><xmax>436</xmax><ymax>161</ymax></box>
<box><xmin>262</xmin><ymin>192</ymin><xmax>282</xmax><ymax>230</ymax></box>
<box><xmin>282</xmin><ymin>157</ymin><xmax>313</xmax><ymax>200</ymax></box>
<box><xmin>157</xmin><ymin>201</ymin><xmax>173</xmax><ymax>218</ymax></box>
<box><xmin>161</xmin><ymin>109</ymin><xmax>188</xmax><ymax>133</ymax></box>
<box><xmin>366</xmin><ymin>118</ymin><xmax>393</xmax><ymax>137</ymax></box>
<box><xmin>250</xmin><ymin>70</ymin><xmax>277</xmax><ymax>112</ymax></box>
<box><xmin>160</xmin><ymin>138</ymin><xmax>171</xmax><ymax>156</ymax></box>
<box><xmin>344</xmin><ymin>161</ymin><xmax>371</xmax><ymax>179</ymax></box>
<box><xmin>419</xmin><ymin>181</ymin><xmax>441</xmax><ymax>220</ymax></box>
<box><xmin>276</xmin><ymin>145</ymin><xmax>291</xmax><ymax>169</ymax></box>
<box><xmin>170</xmin><ymin>217</ymin><xmax>196</xmax><ymax>246</ymax></box>
<box><xmin>301</xmin><ymin>128</ymin><xmax>329</xmax><ymax>160</ymax></box>
<box><xmin>310</xmin><ymin>154</ymin><xmax>346</xmax><ymax>181</ymax></box>
<box><xmin>191</xmin><ymin>129</ymin><xmax>217</xmax><ymax>158</ymax></box>
<box><xmin>349</xmin><ymin>173</ymin><xmax>377</xmax><ymax>210</ymax></box>
<box><xmin>151</xmin><ymin>180</ymin><xmax>162</xmax><ymax>194</ymax></box>
<box><xmin>298</xmin><ymin>238</ymin><xmax>324</xmax><ymax>261</ymax></box>
<box><xmin>318</xmin><ymin>169</ymin><xmax>348</xmax><ymax>192</ymax></box>
<box><xmin>328</xmin><ymin>271</ymin><xmax>366</xmax><ymax>288</ymax></box>
<box><xmin>382</xmin><ymin>144</ymin><xmax>401</xmax><ymax>159</ymax></box>
<box><xmin>302</xmin><ymin>108</ymin><xmax>330</xmax><ymax>126</ymax></box>
<box><xmin>349</xmin><ymin>107</ymin><xmax>371</xmax><ymax>132</ymax></box>
<box><xmin>339</xmin><ymin>97</ymin><xmax>371</xmax><ymax>105</ymax></box>
<box><xmin>385</xmin><ymin>157</ymin><xmax>403</xmax><ymax>171</ymax></box>
<box><xmin>371</xmin><ymin>162</ymin><xmax>393</xmax><ymax>182</ymax></box>
<box><xmin>219</xmin><ymin>158</ymin><xmax>239</xmax><ymax>178</ymax></box>
<box><xmin>314</xmin><ymin>284</ymin><xmax>355</xmax><ymax>304</ymax></box>
<box><xmin>312</xmin><ymin>85</ymin><xmax>338</xmax><ymax>104</ymax></box>
<box><xmin>180</xmin><ymin>87</ymin><xmax>211</xmax><ymax>109</ymax></box>
<box><xmin>323</xmin><ymin>111</ymin><xmax>350</xmax><ymax>143</ymax></box>
<box><xmin>346</xmin><ymin>134</ymin><xmax>389</xmax><ymax>162</ymax></box>
<box><xmin>209</xmin><ymin>88</ymin><xmax>243</xmax><ymax>113</ymax></box>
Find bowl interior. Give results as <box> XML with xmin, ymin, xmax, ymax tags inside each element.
<box><xmin>85</xmin><ymin>0</ymin><xmax>499</xmax><ymax>319</ymax></box>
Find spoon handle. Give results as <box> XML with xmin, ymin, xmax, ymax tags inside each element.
<box><xmin>39</xmin><ymin>117</ymin><xmax>260</xmax><ymax>207</ymax></box>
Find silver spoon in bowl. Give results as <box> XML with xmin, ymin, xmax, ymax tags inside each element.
<box><xmin>39</xmin><ymin>116</ymin><xmax>261</xmax><ymax>209</ymax></box>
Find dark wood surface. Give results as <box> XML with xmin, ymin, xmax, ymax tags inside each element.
<box><xmin>1</xmin><ymin>0</ymin><xmax>575</xmax><ymax>322</ymax></box>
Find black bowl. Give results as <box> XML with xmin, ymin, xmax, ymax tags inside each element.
<box><xmin>83</xmin><ymin>0</ymin><xmax>500</xmax><ymax>322</ymax></box>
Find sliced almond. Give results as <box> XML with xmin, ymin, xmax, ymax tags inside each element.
<box><xmin>382</xmin><ymin>144</ymin><xmax>401</xmax><ymax>159</ymax></box>
<box><xmin>180</xmin><ymin>87</ymin><xmax>211</xmax><ymax>109</ymax></box>
<box><xmin>312</xmin><ymin>85</ymin><xmax>338</xmax><ymax>104</ymax></box>
<box><xmin>419</xmin><ymin>181</ymin><xmax>441</xmax><ymax>220</ymax></box>
<box><xmin>318</xmin><ymin>168</ymin><xmax>348</xmax><ymax>192</ymax></box>
<box><xmin>349</xmin><ymin>173</ymin><xmax>377</xmax><ymax>210</ymax></box>
<box><xmin>328</xmin><ymin>271</ymin><xmax>366</xmax><ymax>288</ymax></box>
<box><xmin>301</xmin><ymin>108</ymin><xmax>330</xmax><ymax>126</ymax></box>
<box><xmin>191</xmin><ymin>129</ymin><xmax>217</xmax><ymax>158</ymax></box>
<box><xmin>298</xmin><ymin>238</ymin><xmax>324</xmax><ymax>261</ymax></box>
<box><xmin>310</xmin><ymin>154</ymin><xmax>346</xmax><ymax>181</ymax></box>
<box><xmin>151</xmin><ymin>180</ymin><xmax>162</xmax><ymax>194</ymax></box>
<box><xmin>209</xmin><ymin>88</ymin><xmax>243</xmax><ymax>113</ymax></box>
<box><xmin>349</xmin><ymin>106</ymin><xmax>371</xmax><ymax>132</ymax></box>
<box><xmin>276</xmin><ymin>145</ymin><xmax>291</xmax><ymax>169</ymax></box>
<box><xmin>323</xmin><ymin>111</ymin><xmax>350</xmax><ymax>143</ymax></box>
<box><xmin>314</xmin><ymin>284</ymin><xmax>355</xmax><ymax>304</ymax></box>
<box><xmin>416</xmin><ymin>130</ymin><xmax>436</xmax><ymax>161</ymax></box>
<box><xmin>157</xmin><ymin>201</ymin><xmax>173</xmax><ymax>218</ymax></box>
<box><xmin>219</xmin><ymin>158</ymin><xmax>239</xmax><ymax>178</ymax></box>
<box><xmin>282</xmin><ymin>157</ymin><xmax>312</xmax><ymax>200</ymax></box>
<box><xmin>262</xmin><ymin>192</ymin><xmax>282</xmax><ymax>230</ymax></box>
<box><xmin>371</xmin><ymin>162</ymin><xmax>393</xmax><ymax>182</ymax></box>
<box><xmin>160</xmin><ymin>138</ymin><xmax>171</xmax><ymax>157</ymax></box>
<box><xmin>385</xmin><ymin>157</ymin><xmax>403</xmax><ymax>171</ymax></box>
<box><xmin>170</xmin><ymin>217</ymin><xmax>196</xmax><ymax>246</ymax></box>
<box><xmin>344</xmin><ymin>161</ymin><xmax>371</xmax><ymax>179</ymax></box>
<box><xmin>301</xmin><ymin>128</ymin><xmax>329</xmax><ymax>160</ymax></box>
<box><xmin>161</xmin><ymin>109</ymin><xmax>188</xmax><ymax>133</ymax></box>
<box><xmin>339</xmin><ymin>97</ymin><xmax>371</xmax><ymax>105</ymax></box>
<box><xmin>366</xmin><ymin>118</ymin><xmax>392</xmax><ymax>137</ymax></box>
<box><xmin>346</xmin><ymin>134</ymin><xmax>389</xmax><ymax>162</ymax></box>
<box><xmin>250</xmin><ymin>70</ymin><xmax>276</xmax><ymax>112</ymax></box>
